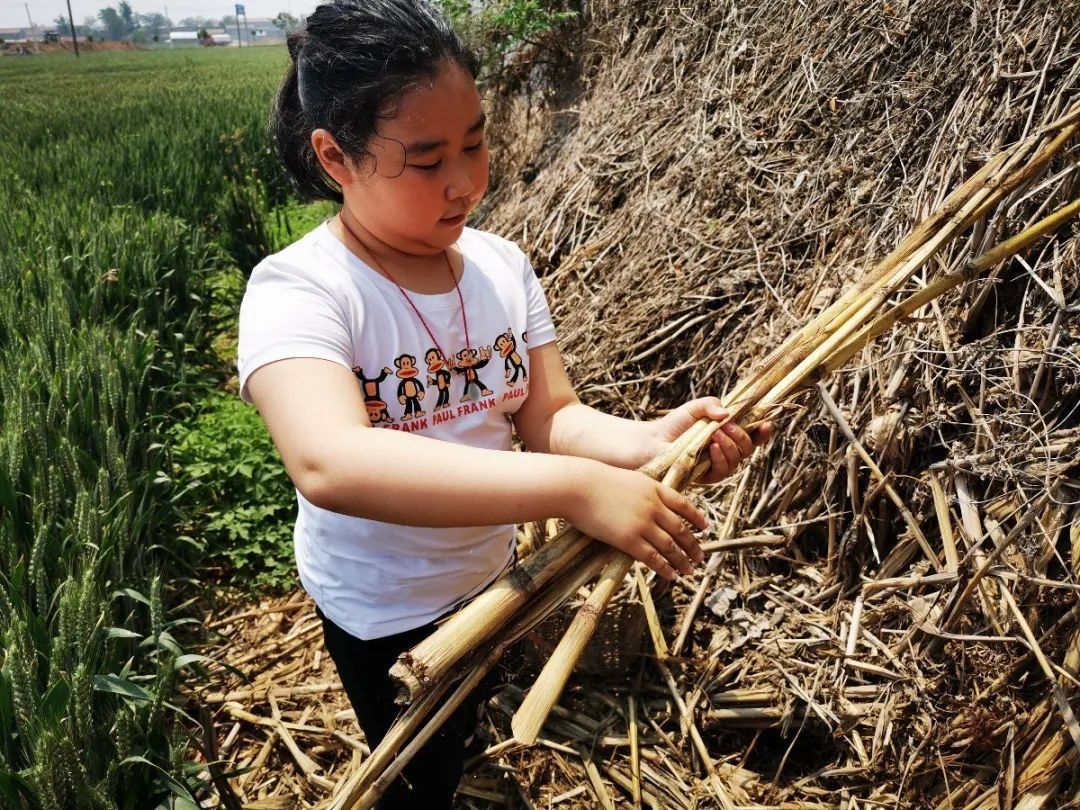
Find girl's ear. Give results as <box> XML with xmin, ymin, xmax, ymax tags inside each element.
<box><xmin>311</xmin><ymin>129</ymin><xmax>358</xmax><ymax>187</ymax></box>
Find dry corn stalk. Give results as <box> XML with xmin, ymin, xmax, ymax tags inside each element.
<box><xmin>327</xmin><ymin>101</ymin><xmax>1080</xmax><ymax>810</ymax></box>
<box><xmin>326</xmin><ymin>544</ymin><xmax>613</xmax><ymax>809</ymax></box>
<box><xmin>512</xmin><ymin>120</ymin><xmax>1080</xmax><ymax>743</ymax></box>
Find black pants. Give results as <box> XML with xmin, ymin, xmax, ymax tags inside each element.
<box><xmin>317</xmin><ymin>607</ymin><xmax>493</xmax><ymax>809</ymax></box>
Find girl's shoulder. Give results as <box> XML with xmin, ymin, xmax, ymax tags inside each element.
<box><xmin>247</xmin><ymin>218</ymin><xmax>347</xmax><ymax>289</ymax></box>
<box><xmin>458</xmin><ymin>227</ymin><xmax>530</xmax><ymax>275</ymax></box>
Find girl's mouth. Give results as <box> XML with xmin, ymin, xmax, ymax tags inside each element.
<box><xmin>439</xmin><ymin>213</ymin><xmax>466</xmax><ymax>226</ymax></box>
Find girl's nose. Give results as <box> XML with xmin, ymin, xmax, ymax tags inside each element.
<box><xmin>446</xmin><ymin>159</ymin><xmax>475</xmax><ymax>201</ymax></box>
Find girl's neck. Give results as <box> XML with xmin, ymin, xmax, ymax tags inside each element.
<box><xmin>333</xmin><ymin>208</ymin><xmax>463</xmax><ymax>295</ymax></box>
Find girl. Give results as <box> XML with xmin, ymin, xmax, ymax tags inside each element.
<box><xmin>238</xmin><ymin>1</ymin><xmax>770</xmax><ymax>805</ymax></box>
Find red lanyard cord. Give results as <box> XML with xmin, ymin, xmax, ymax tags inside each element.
<box><xmin>337</xmin><ymin>211</ymin><xmax>471</xmax><ymax>362</ymax></box>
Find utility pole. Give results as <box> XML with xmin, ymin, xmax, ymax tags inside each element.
<box><xmin>24</xmin><ymin>3</ymin><xmax>40</xmax><ymax>52</ymax></box>
<box><xmin>234</xmin><ymin>2</ymin><xmax>243</xmax><ymax>47</ymax></box>
<box><xmin>65</xmin><ymin>0</ymin><xmax>79</xmax><ymax>56</ymax></box>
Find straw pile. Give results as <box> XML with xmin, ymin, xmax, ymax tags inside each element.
<box><xmin>197</xmin><ymin>0</ymin><xmax>1080</xmax><ymax>806</ymax></box>
<box><xmin>477</xmin><ymin>0</ymin><xmax>1080</xmax><ymax>804</ymax></box>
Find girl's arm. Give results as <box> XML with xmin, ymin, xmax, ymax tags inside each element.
<box><xmin>510</xmin><ymin>342</ymin><xmax>657</xmax><ymax>468</ymax></box>
<box><xmin>512</xmin><ymin>343</ymin><xmax>771</xmax><ymax>483</ymax></box>
<box><xmin>245</xmin><ymin>356</ymin><xmax>711</xmax><ymax>579</ymax></box>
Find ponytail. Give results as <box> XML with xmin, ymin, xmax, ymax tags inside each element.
<box><xmin>267</xmin><ymin>0</ymin><xmax>479</xmax><ymax>203</ymax></box>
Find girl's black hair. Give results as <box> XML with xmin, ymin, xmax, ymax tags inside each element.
<box><xmin>271</xmin><ymin>0</ymin><xmax>479</xmax><ymax>202</ymax></box>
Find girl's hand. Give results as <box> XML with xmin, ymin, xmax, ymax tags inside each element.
<box><xmin>565</xmin><ymin>460</ymin><xmax>708</xmax><ymax>580</ymax></box>
<box><xmin>651</xmin><ymin>397</ymin><xmax>772</xmax><ymax>486</ymax></box>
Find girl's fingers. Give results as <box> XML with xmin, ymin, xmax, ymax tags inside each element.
<box><xmin>706</xmin><ymin>403</ymin><xmax>730</xmax><ymax>421</ymax></box>
<box><xmin>722</xmin><ymin>421</ymin><xmax>754</xmax><ymax>457</ymax></box>
<box><xmin>633</xmin><ymin>538</ymin><xmax>679</xmax><ymax>580</ymax></box>
<box><xmin>657</xmin><ymin>485</ymin><xmax>708</xmax><ymax>531</ymax></box>
<box><xmin>708</xmin><ymin>441</ymin><xmax>731</xmax><ymax>481</ymax></box>
<box><xmin>715</xmin><ymin>429</ymin><xmax>742</xmax><ymax>469</ymax></box>
<box><xmin>751</xmin><ymin>422</ymin><xmax>773</xmax><ymax>446</ymax></box>
<box><xmin>655</xmin><ymin>509</ymin><xmax>704</xmax><ymax>564</ymax></box>
<box><xmin>646</xmin><ymin>527</ymin><xmax>693</xmax><ymax>575</ymax></box>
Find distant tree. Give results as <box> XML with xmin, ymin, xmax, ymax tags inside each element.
<box><xmin>137</xmin><ymin>12</ymin><xmax>169</xmax><ymax>38</ymax></box>
<box><xmin>221</xmin><ymin>14</ymin><xmax>236</xmax><ymax>26</ymax></box>
<box><xmin>272</xmin><ymin>11</ymin><xmax>300</xmax><ymax>32</ymax></box>
<box><xmin>178</xmin><ymin>16</ymin><xmax>205</xmax><ymax>28</ymax></box>
<box><xmin>98</xmin><ymin>6</ymin><xmax>126</xmax><ymax>39</ymax></box>
<box><xmin>53</xmin><ymin>14</ymin><xmax>72</xmax><ymax>35</ymax></box>
<box><xmin>117</xmin><ymin>1</ymin><xmax>136</xmax><ymax>33</ymax></box>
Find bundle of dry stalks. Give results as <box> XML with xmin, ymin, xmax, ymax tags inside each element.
<box><xmin>202</xmin><ymin>1</ymin><xmax>1080</xmax><ymax>807</ymax></box>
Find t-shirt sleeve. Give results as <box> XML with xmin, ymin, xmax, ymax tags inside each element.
<box><xmin>521</xmin><ymin>253</ymin><xmax>557</xmax><ymax>348</ymax></box>
<box><xmin>236</xmin><ymin>259</ymin><xmax>355</xmax><ymax>404</ymax></box>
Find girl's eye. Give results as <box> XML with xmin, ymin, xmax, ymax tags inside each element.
<box><xmin>410</xmin><ymin>141</ymin><xmax>483</xmax><ymax>171</ymax></box>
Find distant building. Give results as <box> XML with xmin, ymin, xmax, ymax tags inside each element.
<box><xmin>207</xmin><ymin>28</ymin><xmax>232</xmax><ymax>45</ymax></box>
<box><xmin>0</xmin><ymin>26</ymin><xmax>32</xmax><ymax>42</ymax></box>
<box><xmin>235</xmin><ymin>17</ymin><xmax>287</xmax><ymax>46</ymax></box>
<box><xmin>168</xmin><ymin>29</ymin><xmax>201</xmax><ymax>46</ymax></box>
<box><xmin>168</xmin><ymin>28</ymin><xmax>232</xmax><ymax>46</ymax></box>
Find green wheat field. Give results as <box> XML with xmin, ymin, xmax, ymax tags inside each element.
<box><xmin>0</xmin><ymin>47</ymin><xmax>318</xmax><ymax>807</ymax></box>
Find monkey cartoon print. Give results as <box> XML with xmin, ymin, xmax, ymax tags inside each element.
<box><xmin>453</xmin><ymin>346</ymin><xmax>493</xmax><ymax>403</ymax></box>
<box><xmin>394</xmin><ymin>354</ymin><xmax>426</xmax><ymax>418</ymax></box>
<box><xmin>493</xmin><ymin>327</ymin><xmax>527</xmax><ymax>385</ymax></box>
<box><xmin>353</xmin><ymin>366</ymin><xmax>395</xmax><ymax>425</ymax></box>
<box><xmin>425</xmin><ymin>347</ymin><xmax>453</xmax><ymax>411</ymax></box>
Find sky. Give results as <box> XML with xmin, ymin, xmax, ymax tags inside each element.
<box><xmin>3</xmin><ymin>0</ymin><xmax>316</xmax><ymax>28</ymax></box>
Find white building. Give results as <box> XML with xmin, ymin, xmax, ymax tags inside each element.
<box><xmin>168</xmin><ymin>30</ymin><xmax>200</xmax><ymax>46</ymax></box>
<box><xmin>168</xmin><ymin>28</ymin><xmax>232</xmax><ymax>46</ymax></box>
<box><xmin>0</xmin><ymin>26</ymin><xmax>32</xmax><ymax>42</ymax></box>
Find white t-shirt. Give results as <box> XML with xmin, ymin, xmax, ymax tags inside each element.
<box><xmin>236</xmin><ymin>220</ymin><xmax>557</xmax><ymax>640</ymax></box>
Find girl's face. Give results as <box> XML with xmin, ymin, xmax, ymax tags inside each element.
<box><xmin>319</xmin><ymin>61</ymin><xmax>489</xmax><ymax>256</ymax></box>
